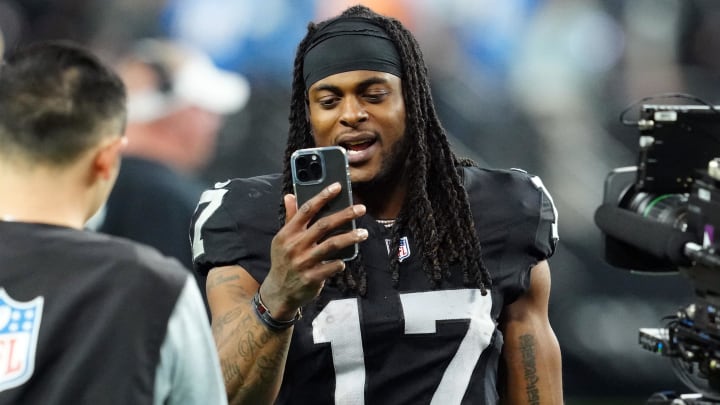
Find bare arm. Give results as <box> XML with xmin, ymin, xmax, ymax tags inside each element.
<box><xmin>500</xmin><ymin>260</ymin><xmax>563</xmax><ymax>405</ymax></box>
<box><xmin>206</xmin><ymin>184</ymin><xmax>368</xmax><ymax>404</ymax></box>
<box><xmin>206</xmin><ymin>265</ymin><xmax>290</xmax><ymax>405</ymax></box>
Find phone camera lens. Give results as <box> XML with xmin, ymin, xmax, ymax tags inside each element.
<box><xmin>297</xmin><ymin>169</ymin><xmax>310</xmax><ymax>182</ymax></box>
<box><xmin>309</xmin><ymin>161</ymin><xmax>322</xmax><ymax>179</ymax></box>
<box><xmin>296</xmin><ymin>155</ymin><xmax>309</xmax><ymax>169</ymax></box>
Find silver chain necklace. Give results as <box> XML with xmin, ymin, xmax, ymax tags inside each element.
<box><xmin>376</xmin><ymin>219</ymin><xmax>396</xmax><ymax>228</ymax></box>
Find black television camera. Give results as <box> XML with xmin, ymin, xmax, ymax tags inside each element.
<box><xmin>595</xmin><ymin>102</ymin><xmax>720</xmax><ymax>404</ymax></box>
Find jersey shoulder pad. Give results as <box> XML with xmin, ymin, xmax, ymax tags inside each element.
<box><xmin>190</xmin><ymin>174</ymin><xmax>283</xmax><ymax>276</ymax></box>
<box><xmin>462</xmin><ymin>165</ymin><xmax>558</xmax><ymax>258</ymax></box>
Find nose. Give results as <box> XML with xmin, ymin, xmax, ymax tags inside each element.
<box><xmin>339</xmin><ymin>98</ymin><xmax>368</xmax><ymax>128</ymax></box>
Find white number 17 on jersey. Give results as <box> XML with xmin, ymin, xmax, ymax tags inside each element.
<box><xmin>312</xmin><ymin>289</ymin><xmax>494</xmax><ymax>405</ymax></box>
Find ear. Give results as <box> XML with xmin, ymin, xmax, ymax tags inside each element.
<box><xmin>93</xmin><ymin>136</ymin><xmax>127</xmax><ymax>180</ymax></box>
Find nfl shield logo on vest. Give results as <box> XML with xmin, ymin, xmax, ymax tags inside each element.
<box><xmin>0</xmin><ymin>289</ymin><xmax>44</xmax><ymax>392</ymax></box>
<box><xmin>385</xmin><ymin>236</ymin><xmax>411</xmax><ymax>262</ymax></box>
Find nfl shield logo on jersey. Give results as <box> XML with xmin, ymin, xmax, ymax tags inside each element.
<box><xmin>385</xmin><ymin>236</ymin><xmax>411</xmax><ymax>262</ymax></box>
<box><xmin>0</xmin><ymin>289</ymin><xmax>44</xmax><ymax>392</ymax></box>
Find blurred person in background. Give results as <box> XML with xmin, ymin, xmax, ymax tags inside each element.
<box><xmin>89</xmin><ymin>38</ymin><xmax>250</xmax><ymax>308</ymax></box>
<box><xmin>0</xmin><ymin>40</ymin><xmax>225</xmax><ymax>405</ymax></box>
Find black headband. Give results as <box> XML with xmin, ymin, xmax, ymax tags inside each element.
<box><xmin>303</xmin><ymin>17</ymin><xmax>402</xmax><ymax>89</ymax></box>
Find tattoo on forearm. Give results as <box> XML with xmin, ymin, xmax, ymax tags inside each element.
<box><xmin>207</xmin><ymin>272</ymin><xmax>241</xmax><ymax>290</ymax></box>
<box><xmin>221</xmin><ymin>358</ymin><xmax>244</xmax><ymax>385</ymax></box>
<box><xmin>239</xmin><ymin>316</ymin><xmax>287</xmax><ymax>385</ymax></box>
<box><xmin>213</xmin><ymin>307</ymin><xmax>246</xmax><ymax>348</ymax></box>
<box><xmin>236</xmin><ymin>319</ymin><xmax>278</xmax><ymax>357</ymax></box>
<box><xmin>216</xmin><ymin>302</ymin><xmax>288</xmax><ymax>393</ymax></box>
<box><xmin>237</xmin><ymin>329</ymin><xmax>262</xmax><ymax>359</ymax></box>
<box><xmin>257</xmin><ymin>344</ymin><xmax>286</xmax><ymax>384</ymax></box>
<box><xmin>519</xmin><ymin>334</ymin><xmax>540</xmax><ymax>405</ymax></box>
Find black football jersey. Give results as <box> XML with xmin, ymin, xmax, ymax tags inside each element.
<box><xmin>191</xmin><ymin>166</ymin><xmax>558</xmax><ymax>405</ymax></box>
<box><xmin>0</xmin><ymin>221</ymin><xmax>187</xmax><ymax>404</ymax></box>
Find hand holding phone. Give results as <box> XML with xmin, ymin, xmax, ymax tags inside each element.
<box><xmin>291</xmin><ymin>146</ymin><xmax>358</xmax><ymax>261</ymax></box>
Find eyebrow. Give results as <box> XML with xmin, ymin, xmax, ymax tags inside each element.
<box><xmin>311</xmin><ymin>76</ymin><xmax>391</xmax><ymax>95</ymax></box>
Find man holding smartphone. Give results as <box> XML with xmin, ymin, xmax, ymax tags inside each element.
<box><xmin>191</xmin><ymin>5</ymin><xmax>563</xmax><ymax>404</ymax></box>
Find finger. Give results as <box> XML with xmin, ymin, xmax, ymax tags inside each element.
<box><xmin>291</xmin><ymin>182</ymin><xmax>342</xmax><ymax>227</ymax></box>
<box><xmin>312</xmin><ymin>228</ymin><xmax>368</xmax><ymax>262</ymax></box>
<box><xmin>309</xmin><ymin>259</ymin><xmax>346</xmax><ymax>282</ymax></box>
<box><xmin>305</xmin><ymin>203</ymin><xmax>366</xmax><ymax>243</ymax></box>
<box><xmin>284</xmin><ymin>194</ymin><xmax>298</xmax><ymax>222</ymax></box>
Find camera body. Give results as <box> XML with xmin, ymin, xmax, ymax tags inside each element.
<box><xmin>599</xmin><ymin>103</ymin><xmax>720</xmax><ymax>401</ymax></box>
<box><xmin>602</xmin><ymin>104</ymin><xmax>720</xmax><ymax>272</ymax></box>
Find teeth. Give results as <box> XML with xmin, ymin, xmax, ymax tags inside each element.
<box><xmin>345</xmin><ymin>140</ymin><xmax>367</xmax><ymax>146</ymax></box>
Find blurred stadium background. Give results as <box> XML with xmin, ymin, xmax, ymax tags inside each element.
<box><xmin>3</xmin><ymin>0</ymin><xmax>720</xmax><ymax>403</ymax></box>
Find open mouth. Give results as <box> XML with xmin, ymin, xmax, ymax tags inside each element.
<box><xmin>340</xmin><ymin>139</ymin><xmax>376</xmax><ymax>153</ymax></box>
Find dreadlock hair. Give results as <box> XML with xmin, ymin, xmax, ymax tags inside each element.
<box><xmin>281</xmin><ymin>5</ymin><xmax>491</xmax><ymax>296</ymax></box>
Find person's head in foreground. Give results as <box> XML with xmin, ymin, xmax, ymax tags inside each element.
<box><xmin>0</xmin><ymin>40</ymin><xmax>127</xmax><ymax>228</ymax></box>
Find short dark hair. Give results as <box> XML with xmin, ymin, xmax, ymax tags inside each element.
<box><xmin>0</xmin><ymin>40</ymin><xmax>127</xmax><ymax>166</ymax></box>
<box><xmin>283</xmin><ymin>5</ymin><xmax>491</xmax><ymax>295</ymax></box>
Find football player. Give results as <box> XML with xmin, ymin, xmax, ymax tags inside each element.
<box><xmin>191</xmin><ymin>5</ymin><xmax>563</xmax><ymax>404</ymax></box>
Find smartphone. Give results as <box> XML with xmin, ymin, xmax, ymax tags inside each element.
<box><xmin>291</xmin><ymin>146</ymin><xmax>358</xmax><ymax>261</ymax></box>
